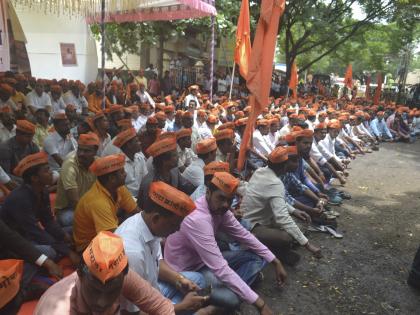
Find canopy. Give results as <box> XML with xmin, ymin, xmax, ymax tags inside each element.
<box><xmin>11</xmin><ymin>0</ymin><xmax>216</xmax><ymax>22</ymax></box>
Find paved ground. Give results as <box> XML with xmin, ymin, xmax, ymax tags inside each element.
<box><xmin>241</xmin><ymin>141</ymin><xmax>420</xmax><ymax>315</ymax></box>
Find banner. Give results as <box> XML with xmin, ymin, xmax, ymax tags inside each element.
<box><xmin>0</xmin><ymin>0</ymin><xmax>10</xmax><ymax>72</ymax></box>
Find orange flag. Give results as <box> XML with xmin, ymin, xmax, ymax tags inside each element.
<box><xmin>237</xmin><ymin>0</ymin><xmax>286</xmax><ymax>172</ymax></box>
<box><xmin>288</xmin><ymin>61</ymin><xmax>298</xmax><ymax>99</ymax></box>
<box><xmin>365</xmin><ymin>75</ymin><xmax>371</xmax><ymax>100</ymax></box>
<box><xmin>373</xmin><ymin>72</ymin><xmax>382</xmax><ymax>105</ymax></box>
<box><xmin>234</xmin><ymin>0</ymin><xmax>252</xmax><ymax>79</ymax></box>
<box><xmin>344</xmin><ymin>64</ymin><xmax>353</xmax><ymax>89</ymax></box>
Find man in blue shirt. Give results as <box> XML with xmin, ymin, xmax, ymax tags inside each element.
<box><xmin>370</xmin><ymin>111</ymin><xmax>393</xmax><ymax>141</ymax></box>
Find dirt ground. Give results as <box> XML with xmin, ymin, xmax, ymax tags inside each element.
<box><xmin>241</xmin><ymin>141</ymin><xmax>420</xmax><ymax>315</ymax></box>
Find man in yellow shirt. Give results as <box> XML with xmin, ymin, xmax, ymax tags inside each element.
<box><xmin>73</xmin><ymin>153</ymin><xmax>139</xmax><ymax>252</ymax></box>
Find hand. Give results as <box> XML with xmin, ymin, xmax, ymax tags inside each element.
<box><xmin>178</xmin><ymin>292</ymin><xmax>208</xmax><ymax>312</ymax></box>
<box><xmin>320</xmin><ymin>174</ymin><xmax>327</xmax><ymax>183</ymax></box>
<box><xmin>318</xmin><ymin>192</ymin><xmax>329</xmax><ymax>200</ymax></box>
<box><xmin>292</xmin><ymin>210</ymin><xmax>311</xmax><ymax>224</ymax></box>
<box><xmin>305</xmin><ymin>242</ymin><xmax>322</xmax><ymax>258</ymax></box>
<box><xmin>272</xmin><ymin>259</ymin><xmax>287</xmax><ymax>287</ymax></box>
<box><xmin>260</xmin><ymin>304</ymin><xmax>274</xmax><ymax>315</ymax></box>
<box><xmin>311</xmin><ymin>207</ymin><xmax>323</xmax><ymax>216</ymax></box>
<box><xmin>338</xmin><ymin>175</ymin><xmax>346</xmax><ymax>185</ymax></box>
<box><xmin>177</xmin><ymin>275</ymin><xmax>200</xmax><ymax>293</ymax></box>
<box><xmin>68</xmin><ymin>251</ymin><xmax>81</xmax><ymax>267</ymax></box>
<box><xmin>43</xmin><ymin>259</ymin><xmax>63</xmax><ymax>280</ymax></box>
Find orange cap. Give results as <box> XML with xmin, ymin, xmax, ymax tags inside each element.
<box><xmin>256</xmin><ymin>119</ymin><xmax>269</xmax><ymax>126</ymax></box>
<box><xmin>327</xmin><ymin>121</ymin><xmax>341</xmax><ymax>129</ymax></box>
<box><xmin>0</xmin><ymin>83</ymin><xmax>14</xmax><ymax>95</ymax></box>
<box><xmin>52</xmin><ymin>112</ymin><xmax>68</xmax><ymax>120</ymax></box>
<box><xmin>176</xmin><ymin>128</ymin><xmax>192</xmax><ymax>140</ymax></box>
<box><xmin>157</xmin><ymin>131</ymin><xmax>177</xmax><ymax>141</ymax></box>
<box><xmin>147</xmin><ymin>116</ymin><xmax>158</xmax><ymax>125</ymax></box>
<box><xmin>182</xmin><ymin>112</ymin><xmax>193</xmax><ymax>119</ymax></box>
<box><xmin>155</xmin><ymin>112</ymin><xmax>167</xmax><ymax>121</ymax></box>
<box><xmin>217</xmin><ymin>122</ymin><xmax>235</xmax><ymax>131</ymax></box>
<box><xmin>116</xmin><ymin>119</ymin><xmax>133</xmax><ymax>129</ymax></box>
<box><xmin>235</xmin><ymin>118</ymin><xmax>248</xmax><ymax>126</ymax></box>
<box><xmin>314</xmin><ymin>122</ymin><xmax>327</xmax><ymax>130</ymax></box>
<box><xmin>113</xmin><ymin>128</ymin><xmax>137</xmax><ymax>148</ymax></box>
<box><xmin>89</xmin><ymin>154</ymin><xmax>125</xmax><ymax>176</ymax></box>
<box><xmin>82</xmin><ymin>231</ymin><xmax>128</xmax><ymax>284</ymax></box>
<box><xmin>16</xmin><ymin>120</ymin><xmax>36</xmax><ymax>135</ymax></box>
<box><xmin>268</xmin><ymin>146</ymin><xmax>289</xmax><ymax>163</ymax></box>
<box><xmin>78</xmin><ymin>132</ymin><xmax>100</xmax><ymax>147</ymax></box>
<box><xmin>0</xmin><ymin>260</ymin><xmax>23</xmax><ymax>308</ymax></box>
<box><xmin>204</xmin><ymin>161</ymin><xmax>230</xmax><ymax>175</ymax></box>
<box><xmin>211</xmin><ymin>172</ymin><xmax>239</xmax><ymax>196</ymax></box>
<box><xmin>286</xmin><ymin>146</ymin><xmax>298</xmax><ymax>156</ymax></box>
<box><xmin>215</xmin><ymin>129</ymin><xmax>234</xmax><ymax>141</ymax></box>
<box><xmin>284</xmin><ymin>132</ymin><xmax>297</xmax><ymax>144</ymax></box>
<box><xmin>149</xmin><ymin>181</ymin><xmax>196</xmax><ymax>217</ymax></box>
<box><xmin>13</xmin><ymin>151</ymin><xmax>48</xmax><ymax>177</ymax></box>
<box><xmin>296</xmin><ymin>129</ymin><xmax>314</xmax><ymax>139</ymax></box>
<box><xmin>146</xmin><ymin>138</ymin><xmax>177</xmax><ymax>158</ymax></box>
<box><xmin>196</xmin><ymin>138</ymin><xmax>217</xmax><ymax>154</ymax></box>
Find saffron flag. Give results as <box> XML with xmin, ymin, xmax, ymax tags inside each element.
<box><xmin>344</xmin><ymin>64</ymin><xmax>353</xmax><ymax>89</ymax></box>
<box><xmin>234</xmin><ymin>0</ymin><xmax>252</xmax><ymax>79</ymax></box>
<box><xmin>365</xmin><ymin>75</ymin><xmax>371</xmax><ymax>100</ymax></box>
<box><xmin>373</xmin><ymin>72</ymin><xmax>382</xmax><ymax>105</ymax></box>
<box><xmin>237</xmin><ymin>0</ymin><xmax>286</xmax><ymax>171</ymax></box>
<box><xmin>288</xmin><ymin>61</ymin><xmax>298</xmax><ymax>99</ymax></box>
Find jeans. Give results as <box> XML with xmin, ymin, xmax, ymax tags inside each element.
<box><xmin>56</xmin><ymin>208</ymin><xmax>74</xmax><ymax>235</ymax></box>
<box><xmin>158</xmin><ymin>271</ymin><xmax>206</xmax><ymax>304</ymax></box>
<box><xmin>199</xmin><ymin>250</ymin><xmax>267</xmax><ymax>310</ymax></box>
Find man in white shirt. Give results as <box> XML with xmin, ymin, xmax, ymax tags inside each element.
<box><xmin>137</xmin><ymin>83</ymin><xmax>155</xmax><ymax>108</ymax></box>
<box><xmin>26</xmin><ymin>80</ymin><xmax>52</xmax><ymax>115</ymax></box>
<box><xmin>176</xmin><ymin>128</ymin><xmax>197</xmax><ymax>173</ymax></box>
<box><xmin>182</xmin><ymin>138</ymin><xmax>217</xmax><ymax>188</ymax></box>
<box><xmin>241</xmin><ymin>146</ymin><xmax>321</xmax><ymax>264</ymax></box>
<box><xmin>184</xmin><ymin>85</ymin><xmax>200</xmax><ymax>109</ymax></box>
<box><xmin>0</xmin><ymin>109</ymin><xmax>16</xmax><ymax>143</ymax></box>
<box><xmin>62</xmin><ymin>82</ymin><xmax>88</xmax><ymax>115</ymax></box>
<box><xmin>265</xmin><ymin>118</ymin><xmax>280</xmax><ymax>149</ymax></box>
<box><xmin>116</xmin><ymin>181</ymin><xmax>208</xmax><ymax>314</ymax></box>
<box><xmin>50</xmin><ymin>85</ymin><xmax>66</xmax><ymax>114</ymax></box>
<box><xmin>112</xmin><ymin>128</ymin><xmax>148</xmax><ymax>197</ymax></box>
<box><xmin>43</xmin><ymin>113</ymin><xmax>77</xmax><ymax>174</ymax></box>
<box><xmin>252</xmin><ymin>119</ymin><xmax>273</xmax><ymax>157</ymax></box>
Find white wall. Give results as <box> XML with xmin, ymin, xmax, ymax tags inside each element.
<box><xmin>13</xmin><ymin>4</ymin><xmax>98</xmax><ymax>84</ymax></box>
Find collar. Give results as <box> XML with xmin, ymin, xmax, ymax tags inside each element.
<box><xmin>139</xmin><ymin>212</ymin><xmax>159</xmax><ymax>244</ymax></box>
<box><xmin>95</xmin><ymin>180</ymin><xmax>120</xmax><ymax>205</ymax></box>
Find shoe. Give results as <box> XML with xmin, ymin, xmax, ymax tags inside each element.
<box><xmin>328</xmin><ymin>194</ymin><xmax>342</xmax><ymax>205</ymax></box>
<box><xmin>338</xmin><ymin>191</ymin><xmax>352</xmax><ymax>200</ymax></box>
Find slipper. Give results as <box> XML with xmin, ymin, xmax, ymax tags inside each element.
<box><xmin>325</xmin><ymin>210</ymin><xmax>340</xmax><ymax>217</ymax></box>
<box><xmin>324</xmin><ymin>226</ymin><xmax>343</xmax><ymax>239</ymax></box>
<box><xmin>307</xmin><ymin>225</ymin><xmax>327</xmax><ymax>233</ymax></box>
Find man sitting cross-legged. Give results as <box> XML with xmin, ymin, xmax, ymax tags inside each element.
<box><xmin>165</xmin><ymin>171</ymin><xmax>286</xmax><ymax>315</ymax></box>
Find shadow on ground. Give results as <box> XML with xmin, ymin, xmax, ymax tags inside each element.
<box><xmin>240</xmin><ymin>141</ymin><xmax>420</xmax><ymax>315</ymax></box>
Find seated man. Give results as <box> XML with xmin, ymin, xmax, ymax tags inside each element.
<box><xmin>113</xmin><ymin>128</ymin><xmax>148</xmax><ymax>197</ymax></box>
<box><xmin>43</xmin><ymin>113</ymin><xmax>77</xmax><ymax>178</ymax></box>
<box><xmin>252</xmin><ymin>119</ymin><xmax>272</xmax><ymax>157</ymax></box>
<box><xmin>138</xmin><ymin>137</ymin><xmax>195</xmax><ymax>208</ymax></box>
<box><xmin>1</xmin><ymin>152</ymin><xmax>79</xmax><ymax>265</ymax></box>
<box><xmin>0</xmin><ymin>219</ymin><xmax>63</xmax><ymax>307</ymax></box>
<box><xmin>54</xmin><ymin>133</ymin><xmax>99</xmax><ymax>232</ymax></box>
<box><xmin>215</xmin><ymin>128</ymin><xmax>236</xmax><ymax>169</ymax></box>
<box><xmin>34</xmin><ymin>231</ymin><xmax>175</xmax><ymax>314</ymax></box>
<box><xmin>117</xmin><ymin>181</ymin><xmax>209</xmax><ymax>314</ymax></box>
<box><xmin>0</xmin><ymin>120</ymin><xmax>39</xmax><ymax>180</ymax></box>
<box><xmin>176</xmin><ymin>128</ymin><xmax>196</xmax><ymax>173</ymax></box>
<box><xmin>165</xmin><ymin>172</ymin><xmax>286</xmax><ymax>314</ymax></box>
<box><xmin>370</xmin><ymin>111</ymin><xmax>393</xmax><ymax>142</ymax></box>
<box><xmin>33</xmin><ymin>108</ymin><xmax>51</xmax><ymax>149</ymax></box>
<box><xmin>182</xmin><ymin>138</ymin><xmax>217</xmax><ymax>188</ymax></box>
<box><xmin>73</xmin><ymin>154</ymin><xmax>139</xmax><ymax>252</ymax></box>
<box><xmin>241</xmin><ymin>146</ymin><xmax>321</xmax><ymax>263</ymax></box>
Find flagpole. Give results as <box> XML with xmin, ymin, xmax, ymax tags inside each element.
<box><xmin>228</xmin><ymin>61</ymin><xmax>236</xmax><ymax>100</ymax></box>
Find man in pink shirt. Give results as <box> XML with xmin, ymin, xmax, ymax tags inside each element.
<box><xmin>165</xmin><ymin>172</ymin><xmax>287</xmax><ymax>315</ymax></box>
<box><xmin>34</xmin><ymin>231</ymin><xmax>174</xmax><ymax>315</ymax></box>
